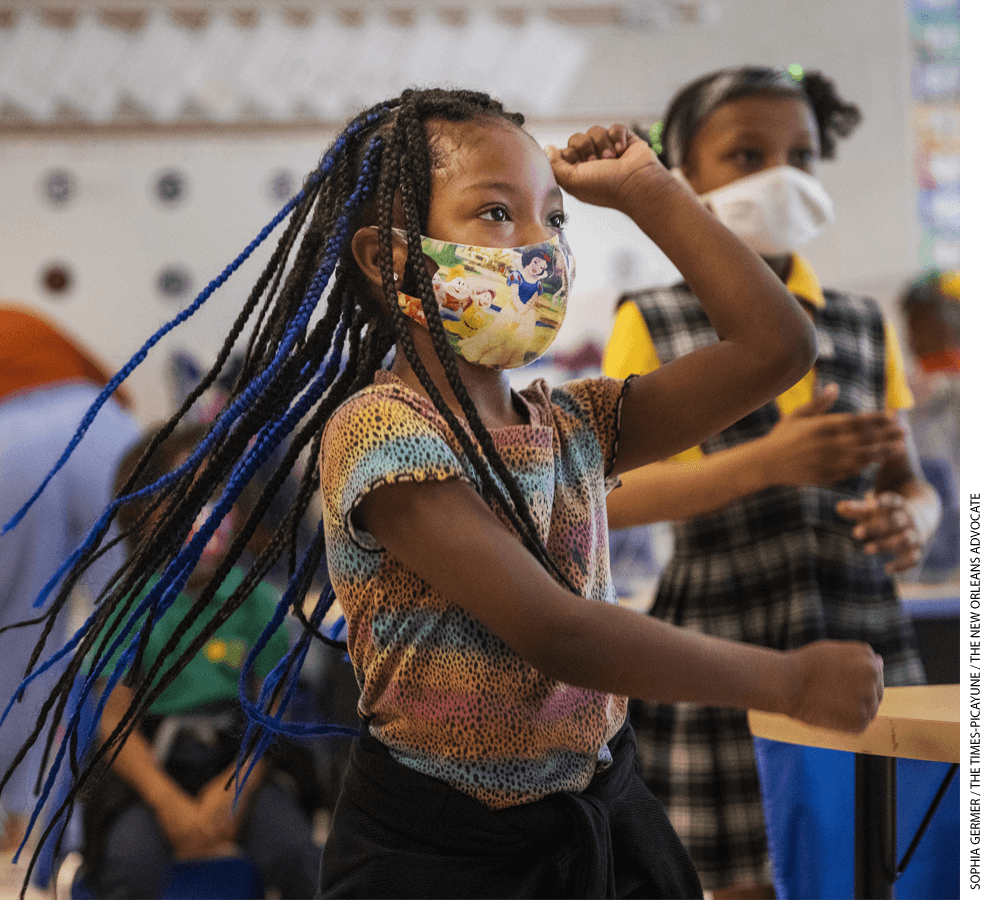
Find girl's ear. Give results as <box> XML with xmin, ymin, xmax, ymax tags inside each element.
<box><xmin>351</xmin><ymin>226</ymin><xmax>408</xmax><ymax>289</ymax></box>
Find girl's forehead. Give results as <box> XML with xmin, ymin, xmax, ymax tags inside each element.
<box><xmin>430</xmin><ymin>118</ymin><xmax>553</xmax><ymax>185</ymax></box>
<box><xmin>704</xmin><ymin>93</ymin><xmax>817</xmax><ymax>137</ymax></box>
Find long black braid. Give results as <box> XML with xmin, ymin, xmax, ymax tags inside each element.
<box><xmin>0</xmin><ymin>87</ymin><xmax>578</xmax><ymax>887</ymax></box>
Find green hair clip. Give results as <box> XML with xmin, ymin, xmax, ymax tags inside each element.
<box><xmin>648</xmin><ymin>120</ymin><xmax>663</xmax><ymax>156</ymax></box>
<box><xmin>787</xmin><ymin>63</ymin><xmax>805</xmax><ymax>82</ymax></box>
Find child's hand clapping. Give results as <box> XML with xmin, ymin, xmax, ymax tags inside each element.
<box><xmin>761</xmin><ymin>384</ymin><xmax>906</xmax><ymax>486</ymax></box>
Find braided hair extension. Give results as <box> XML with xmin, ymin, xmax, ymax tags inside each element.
<box><xmin>1</xmin><ymin>87</ymin><xmax>581</xmax><ymax>884</ymax></box>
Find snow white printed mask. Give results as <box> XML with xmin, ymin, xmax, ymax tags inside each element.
<box><xmin>392</xmin><ymin>230</ymin><xmax>575</xmax><ymax>370</ymax></box>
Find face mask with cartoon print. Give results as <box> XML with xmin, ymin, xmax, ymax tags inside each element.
<box><xmin>393</xmin><ymin>229</ymin><xmax>575</xmax><ymax>370</ymax></box>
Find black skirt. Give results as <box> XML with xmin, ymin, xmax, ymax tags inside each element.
<box><xmin>319</xmin><ymin>720</ymin><xmax>702</xmax><ymax>899</ymax></box>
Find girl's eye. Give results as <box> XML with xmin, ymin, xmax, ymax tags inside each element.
<box><xmin>480</xmin><ymin>206</ymin><xmax>510</xmax><ymax>222</ymax></box>
<box><xmin>548</xmin><ymin>211</ymin><xmax>568</xmax><ymax>229</ymax></box>
<box><xmin>731</xmin><ymin>148</ymin><xmax>762</xmax><ymax>168</ymax></box>
<box><xmin>790</xmin><ymin>148</ymin><xmax>817</xmax><ymax>169</ymax></box>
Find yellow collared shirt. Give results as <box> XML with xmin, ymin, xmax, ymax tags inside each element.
<box><xmin>602</xmin><ymin>254</ymin><xmax>913</xmax><ymax>462</ymax></box>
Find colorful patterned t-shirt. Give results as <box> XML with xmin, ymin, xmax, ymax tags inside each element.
<box><xmin>319</xmin><ymin>370</ymin><xmax>630</xmax><ymax>809</ymax></box>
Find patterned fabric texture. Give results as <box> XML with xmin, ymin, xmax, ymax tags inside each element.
<box><xmin>319</xmin><ymin>369</ymin><xmax>629</xmax><ymax>810</ymax></box>
<box><xmin>624</xmin><ymin>283</ymin><xmax>925</xmax><ymax>890</ymax></box>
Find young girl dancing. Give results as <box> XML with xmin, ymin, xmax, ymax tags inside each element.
<box><xmin>2</xmin><ymin>88</ymin><xmax>883</xmax><ymax>899</ymax></box>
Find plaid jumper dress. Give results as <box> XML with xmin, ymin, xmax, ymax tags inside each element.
<box><xmin>625</xmin><ymin>283</ymin><xmax>925</xmax><ymax>890</ymax></box>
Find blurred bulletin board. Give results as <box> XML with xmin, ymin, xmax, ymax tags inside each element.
<box><xmin>908</xmin><ymin>0</ymin><xmax>959</xmax><ymax>271</ymax></box>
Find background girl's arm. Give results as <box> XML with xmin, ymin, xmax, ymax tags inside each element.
<box><xmin>548</xmin><ymin>127</ymin><xmax>817</xmax><ymax>474</ymax></box>
<box><xmin>97</xmin><ymin>683</ymin><xmax>260</xmax><ymax>857</ymax></box>
<box><xmin>607</xmin><ymin>386</ymin><xmax>906</xmax><ymax>528</ymax></box>
<box><xmin>359</xmin><ymin>478</ymin><xmax>883</xmax><ymax>734</ymax></box>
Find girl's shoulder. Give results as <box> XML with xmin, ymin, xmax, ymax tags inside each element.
<box><xmin>519</xmin><ymin>376</ymin><xmax>629</xmax><ymax>468</ymax></box>
<box><xmin>519</xmin><ymin>374</ymin><xmax>625</xmax><ymax>414</ymax></box>
<box><xmin>321</xmin><ymin>371</ymin><xmax>465</xmax><ymax>481</ymax></box>
<box><xmin>326</xmin><ymin>371</ymin><xmax>445</xmax><ymax>436</ymax></box>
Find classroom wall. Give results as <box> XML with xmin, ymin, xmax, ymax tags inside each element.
<box><xmin>0</xmin><ymin>0</ymin><xmax>921</xmax><ymax>424</ymax></box>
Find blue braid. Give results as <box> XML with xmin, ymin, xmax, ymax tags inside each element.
<box><xmin>32</xmin><ymin>129</ymin><xmax>383</xmax><ymax>799</ymax></box>
<box><xmin>35</xmin><ymin>125</ymin><xmax>382</xmax><ymax>720</ymax></box>
<box><xmin>24</xmin><ymin>426</ymin><xmax>228</xmax><ymax>614</ymax></box>
<box><xmin>232</xmin><ymin>546</ymin><xmax>356</xmax><ymax>798</ymax></box>
<box><xmin>7</xmin><ymin>99</ymin><xmax>398</xmax><ymax>876</ymax></box>
<box><xmin>9</xmin><ymin>563</ymin><xmax>196</xmax><ymax>862</ymax></box>
<box><xmin>1</xmin><ymin>104</ymin><xmax>391</xmax><ymax>540</ymax></box>
<box><xmin>231</xmin><ymin>282</ymin><xmax>357</xmax><ymax>745</ymax></box>
<box><xmin>2</xmin><ymin>194</ymin><xmax>307</xmax><ymax>538</ymax></box>
<box><xmin>238</xmin><ymin>537</ymin><xmax>354</xmax><ymax>746</ymax></box>
<box><xmin>3</xmin><ymin>563</ymin><xmax>185</xmax><ymax>842</ymax></box>
<box><xmin>18</xmin><ymin>135</ymin><xmax>384</xmax><ymax>616</ymax></box>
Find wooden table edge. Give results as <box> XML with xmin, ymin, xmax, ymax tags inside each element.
<box><xmin>747</xmin><ymin>684</ymin><xmax>960</xmax><ymax>765</ymax></box>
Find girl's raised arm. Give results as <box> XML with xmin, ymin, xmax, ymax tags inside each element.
<box><xmin>358</xmin><ymin>475</ymin><xmax>883</xmax><ymax>735</ymax></box>
<box><xmin>548</xmin><ymin>126</ymin><xmax>817</xmax><ymax>474</ymax></box>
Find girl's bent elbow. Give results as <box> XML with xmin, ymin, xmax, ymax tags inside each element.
<box><xmin>774</xmin><ymin>318</ymin><xmax>817</xmax><ymax>386</ymax></box>
<box><xmin>795</xmin><ymin>328</ymin><xmax>819</xmax><ymax>375</ymax></box>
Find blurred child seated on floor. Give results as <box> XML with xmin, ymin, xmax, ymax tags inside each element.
<box><xmin>81</xmin><ymin>424</ymin><xmax>321</xmax><ymax>900</ymax></box>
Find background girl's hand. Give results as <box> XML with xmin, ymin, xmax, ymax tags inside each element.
<box><xmin>783</xmin><ymin>640</ymin><xmax>884</xmax><ymax>733</ymax></box>
<box><xmin>546</xmin><ymin>124</ymin><xmax>668</xmax><ymax>211</ymax></box>
<box><xmin>156</xmin><ymin>789</ymin><xmax>232</xmax><ymax>859</ymax></box>
<box><xmin>196</xmin><ymin>773</ymin><xmax>241</xmax><ymax>845</ymax></box>
<box><xmin>835</xmin><ymin>490</ymin><xmax>927</xmax><ymax>573</ymax></box>
<box><xmin>763</xmin><ymin>385</ymin><xmax>906</xmax><ymax>486</ymax></box>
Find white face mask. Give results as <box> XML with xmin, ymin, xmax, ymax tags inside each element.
<box><xmin>683</xmin><ymin>165</ymin><xmax>835</xmax><ymax>257</ymax></box>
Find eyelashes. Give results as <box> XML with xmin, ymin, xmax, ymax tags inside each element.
<box><xmin>477</xmin><ymin>206</ymin><xmax>568</xmax><ymax>231</ymax></box>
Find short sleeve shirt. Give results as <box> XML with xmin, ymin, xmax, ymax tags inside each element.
<box><xmin>320</xmin><ymin>370</ymin><xmax>629</xmax><ymax>809</ymax></box>
<box><xmin>95</xmin><ymin>568</ymin><xmax>290</xmax><ymax>718</ymax></box>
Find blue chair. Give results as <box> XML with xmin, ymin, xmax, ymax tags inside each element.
<box><xmin>60</xmin><ymin>849</ymin><xmax>265</xmax><ymax>900</ymax></box>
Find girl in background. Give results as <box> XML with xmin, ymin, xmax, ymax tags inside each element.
<box><xmin>603</xmin><ymin>66</ymin><xmax>939</xmax><ymax>898</ymax></box>
<box><xmin>0</xmin><ymin>307</ymin><xmax>140</xmax><ymax>855</ymax></box>
<box><xmin>3</xmin><ymin>88</ymin><xmax>883</xmax><ymax>898</ymax></box>
<box><xmin>83</xmin><ymin>424</ymin><xmax>320</xmax><ymax>900</ymax></box>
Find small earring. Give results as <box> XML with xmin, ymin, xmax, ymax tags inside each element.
<box><xmin>393</xmin><ymin>273</ymin><xmax>400</xmax><ymax>282</ymax></box>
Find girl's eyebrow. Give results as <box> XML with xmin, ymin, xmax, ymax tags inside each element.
<box><xmin>466</xmin><ymin>180</ymin><xmax>564</xmax><ymax>202</ymax></box>
<box><xmin>727</xmin><ymin>127</ymin><xmax>816</xmax><ymax>143</ymax></box>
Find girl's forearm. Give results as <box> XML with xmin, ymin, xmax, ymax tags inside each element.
<box><xmin>99</xmin><ymin>685</ymin><xmax>188</xmax><ymax>815</ymax></box>
<box><xmin>537</xmin><ymin>597</ymin><xmax>793</xmax><ymax>714</ymax></box>
<box><xmin>607</xmin><ymin>441</ymin><xmax>775</xmax><ymax>528</ymax></box>
<box><xmin>527</xmin><ymin>593</ymin><xmax>879</xmax><ymax>735</ymax></box>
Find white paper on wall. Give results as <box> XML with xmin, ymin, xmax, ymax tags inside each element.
<box><xmin>50</xmin><ymin>13</ymin><xmax>133</xmax><ymax>122</ymax></box>
<box><xmin>290</xmin><ymin>12</ymin><xmax>360</xmax><ymax>121</ymax></box>
<box><xmin>236</xmin><ymin>10</ymin><xmax>302</xmax><ymax>119</ymax></box>
<box><xmin>0</xmin><ymin>12</ymin><xmax>71</xmax><ymax>120</ymax></box>
<box><xmin>119</xmin><ymin>10</ymin><xmax>200</xmax><ymax>120</ymax></box>
<box><xmin>183</xmin><ymin>15</ymin><xmax>251</xmax><ymax>121</ymax></box>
